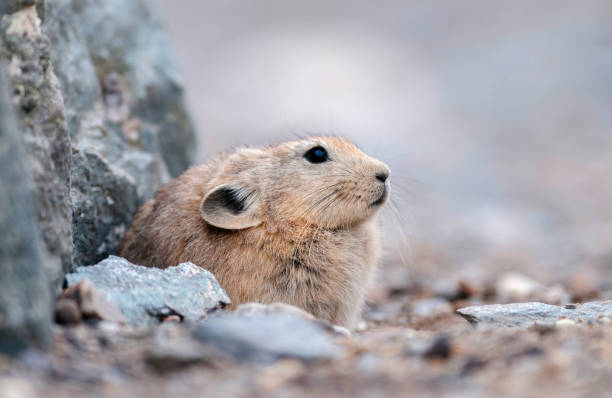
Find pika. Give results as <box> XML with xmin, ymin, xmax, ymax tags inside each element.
<box><xmin>120</xmin><ymin>137</ymin><xmax>390</xmax><ymax>328</ymax></box>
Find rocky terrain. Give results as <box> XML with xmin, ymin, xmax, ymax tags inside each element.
<box><xmin>2</xmin><ymin>1</ymin><xmax>612</xmax><ymax>397</ymax></box>
<box><xmin>0</xmin><ymin>0</ymin><xmax>195</xmax><ymax>348</ymax></box>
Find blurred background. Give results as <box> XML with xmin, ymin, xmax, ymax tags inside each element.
<box><xmin>159</xmin><ymin>0</ymin><xmax>612</xmax><ymax>290</ymax></box>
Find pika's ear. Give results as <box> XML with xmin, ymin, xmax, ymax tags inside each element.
<box><xmin>200</xmin><ymin>185</ymin><xmax>262</xmax><ymax>230</ymax></box>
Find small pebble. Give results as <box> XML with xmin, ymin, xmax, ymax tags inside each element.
<box><xmin>496</xmin><ymin>272</ymin><xmax>542</xmax><ymax>302</ymax></box>
<box><xmin>54</xmin><ymin>298</ymin><xmax>82</xmax><ymax>326</ymax></box>
<box><xmin>460</xmin><ymin>357</ymin><xmax>487</xmax><ymax>376</ymax></box>
<box><xmin>528</xmin><ymin>323</ymin><xmax>556</xmax><ymax>335</ymax></box>
<box><xmin>355</xmin><ymin>321</ymin><xmax>368</xmax><ymax>333</ymax></box>
<box><xmin>423</xmin><ymin>336</ymin><xmax>452</xmax><ymax>360</ymax></box>
<box><xmin>567</xmin><ymin>272</ymin><xmax>599</xmax><ymax>302</ymax></box>
<box><xmin>331</xmin><ymin>325</ymin><xmax>351</xmax><ymax>337</ymax></box>
<box><xmin>431</xmin><ymin>279</ymin><xmax>462</xmax><ymax>301</ymax></box>
<box><xmin>555</xmin><ymin>318</ymin><xmax>576</xmax><ymax>328</ymax></box>
<box><xmin>411</xmin><ymin>298</ymin><xmax>452</xmax><ymax>320</ymax></box>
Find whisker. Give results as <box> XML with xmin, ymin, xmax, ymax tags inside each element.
<box><xmin>295</xmin><ymin>189</ymin><xmax>340</xmax><ymax>222</ymax></box>
<box><xmin>382</xmin><ymin>197</ymin><xmax>412</xmax><ymax>268</ymax></box>
<box><xmin>296</xmin><ymin>183</ymin><xmax>345</xmax><ymax>206</ymax></box>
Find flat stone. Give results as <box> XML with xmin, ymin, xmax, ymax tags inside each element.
<box><xmin>457</xmin><ymin>300</ymin><xmax>612</xmax><ymax>329</ymax></box>
<box><xmin>192</xmin><ymin>312</ymin><xmax>341</xmax><ymax>363</ymax></box>
<box><xmin>65</xmin><ymin>256</ymin><xmax>230</xmax><ymax>326</ymax></box>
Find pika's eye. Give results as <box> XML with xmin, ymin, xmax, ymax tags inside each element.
<box><xmin>304</xmin><ymin>146</ymin><xmax>328</xmax><ymax>163</ymax></box>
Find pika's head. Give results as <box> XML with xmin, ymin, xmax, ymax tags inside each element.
<box><xmin>200</xmin><ymin>137</ymin><xmax>390</xmax><ymax>231</ymax></box>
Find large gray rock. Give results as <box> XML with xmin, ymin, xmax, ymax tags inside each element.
<box><xmin>78</xmin><ymin>0</ymin><xmax>195</xmax><ymax>177</ymax></box>
<box><xmin>0</xmin><ymin>0</ymin><xmax>196</xmax><ymax>352</ymax></box>
<box><xmin>457</xmin><ymin>301</ymin><xmax>612</xmax><ymax>329</ymax></box>
<box><xmin>65</xmin><ymin>256</ymin><xmax>230</xmax><ymax>326</ymax></box>
<box><xmin>0</xmin><ymin>68</ymin><xmax>51</xmax><ymax>355</ymax></box>
<box><xmin>44</xmin><ymin>0</ymin><xmax>195</xmax><ymax>175</ymax></box>
<box><xmin>0</xmin><ymin>5</ymin><xmax>72</xmax><ymax>292</ymax></box>
<box><xmin>43</xmin><ymin>0</ymin><xmax>196</xmax><ymax>267</ymax></box>
<box><xmin>69</xmin><ymin>147</ymin><xmax>139</xmax><ymax>267</ymax></box>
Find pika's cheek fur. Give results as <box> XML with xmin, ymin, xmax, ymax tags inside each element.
<box><xmin>120</xmin><ymin>136</ymin><xmax>389</xmax><ymax>329</ymax></box>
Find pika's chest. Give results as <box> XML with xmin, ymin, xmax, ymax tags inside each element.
<box><xmin>263</xmin><ymin>226</ymin><xmax>379</xmax><ymax>326</ymax></box>
<box><xmin>274</xmin><ymin>227</ymin><xmax>375</xmax><ymax>296</ymax></box>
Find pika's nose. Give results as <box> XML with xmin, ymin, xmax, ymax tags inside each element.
<box><xmin>375</xmin><ymin>171</ymin><xmax>389</xmax><ymax>183</ymax></box>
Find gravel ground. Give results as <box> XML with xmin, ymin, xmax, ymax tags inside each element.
<box><xmin>2</xmin><ymin>262</ymin><xmax>612</xmax><ymax>398</ymax></box>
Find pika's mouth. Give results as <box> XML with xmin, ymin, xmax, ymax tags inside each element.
<box><xmin>369</xmin><ymin>185</ymin><xmax>388</xmax><ymax>208</ymax></box>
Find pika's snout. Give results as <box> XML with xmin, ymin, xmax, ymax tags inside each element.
<box><xmin>369</xmin><ymin>158</ymin><xmax>390</xmax><ymax>182</ymax></box>
<box><xmin>370</xmin><ymin>169</ymin><xmax>390</xmax><ymax>208</ymax></box>
<box><xmin>375</xmin><ymin>171</ymin><xmax>389</xmax><ymax>183</ymax></box>
<box><xmin>367</xmin><ymin>161</ymin><xmax>390</xmax><ymax>207</ymax></box>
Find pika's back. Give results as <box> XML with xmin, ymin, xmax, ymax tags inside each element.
<box><xmin>120</xmin><ymin>137</ymin><xmax>390</xmax><ymax>328</ymax></box>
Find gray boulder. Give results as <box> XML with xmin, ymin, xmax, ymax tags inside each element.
<box><xmin>0</xmin><ymin>5</ymin><xmax>73</xmax><ymax>292</ymax></box>
<box><xmin>457</xmin><ymin>301</ymin><xmax>612</xmax><ymax>329</ymax></box>
<box><xmin>0</xmin><ymin>68</ymin><xmax>51</xmax><ymax>355</ymax></box>
<box><xmin>0</xmin><ymin>0</ymin><xmax>197</xmax><ymax>352</ymax></box>
<box><xmin>69</xmin><ymin>148</ymin><xmax>139</xmax><ymax>267</ymax></box>
<box><xmin>42</xmin><ymin>0</ymin><xmax>196</xmax><ymax>267</ymax></box>
<box><xmin>44</xmin><ymin>0</ymin><xmax>195</xmax><ymax>176</ymax></box>
<box><xmin>65</xmin><ymin>256</ymin><xmax>231</xmax><ymax>326</ymax></box>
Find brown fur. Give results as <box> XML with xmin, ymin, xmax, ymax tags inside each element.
<box><xmin>120</xmin><ymin>137</ymin><xmax>390</xmax><ymax>328</ymax></box>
